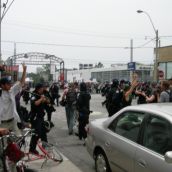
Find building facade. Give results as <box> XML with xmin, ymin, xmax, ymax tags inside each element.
<box><xmin>158</xmin><ymin>46</ymin><xmax>172</xmax><ymax>80</ymax></box>
<box><xmin>66</xmin><ymin>63</ymin><xmax>153</xmax><ymax>83</ymax></box>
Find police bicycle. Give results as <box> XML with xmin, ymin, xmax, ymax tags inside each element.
<box><xmin>0</xmin><ymin>128</ymin><xmax>63</xmax><ymax>172</ymax></box>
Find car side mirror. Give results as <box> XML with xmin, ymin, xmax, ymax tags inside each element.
<box><xmin>164</xmin><ymin>151</ymin><xmax>172</xmax><ymax>163</ymax></box>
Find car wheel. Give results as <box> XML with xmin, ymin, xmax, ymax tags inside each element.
<box><xmin>95</xmin><ymin>150</ymin><xmax>111</xmax><ymax>172</ymax></box>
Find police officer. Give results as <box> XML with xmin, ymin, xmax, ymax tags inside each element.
<box><xmin>106</xmin><ymin>79</ymin><xmax>123</xmax><ymax>117</ymax></box>
<box><xmin>29</xmin><ymin>83</ymin><xmax>48</xmax><ymax>154</ymax></box>
<box><xmin>77</xmin><ymin>82</ymin><xmax>91</xmax><ymax>142</ymax></box>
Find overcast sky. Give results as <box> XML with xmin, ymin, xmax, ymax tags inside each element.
<box><xmin>2</xmin><ymin>0</ymin><xmax>172</xmax><ymax>71</ymax></box>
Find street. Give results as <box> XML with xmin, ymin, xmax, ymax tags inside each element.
<box><xmin>21</xmin><ymin>92</ymin><xmax>138</xmax><ymax>171</ymax></box>
<box><xmin>47</xmin><ymin>93</ymin><xmax>107</xmax><ymax>172</ymax></box>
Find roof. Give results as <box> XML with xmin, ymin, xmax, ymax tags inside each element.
<box><xmin>125</xmin><ymin>103</ymin><xmax>172</xmax><ymax>119</ymax></box>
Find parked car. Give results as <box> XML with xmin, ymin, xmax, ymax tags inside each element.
<box><xmin>86</xmin><ymin>103</ymin><xmax>172</xmax><ymax>172</ymax></box>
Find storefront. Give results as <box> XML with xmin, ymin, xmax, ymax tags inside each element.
<box><xmin>158</xmin><ymin>46</ymin><xmax>172</xmax><ymax>80</ymax></box>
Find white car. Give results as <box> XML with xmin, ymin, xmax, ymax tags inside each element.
<box><xmin>86</xmin><ymin>103</ymin><xmax>172</xmax><ymax>172</ymax></box>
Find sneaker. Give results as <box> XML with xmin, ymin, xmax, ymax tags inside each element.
<box><xmin>29</xmin><ymin>149</ymin><xmax>39</xmax><ymax>155</ymax></box>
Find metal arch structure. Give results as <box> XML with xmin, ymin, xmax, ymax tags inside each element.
<box><xmin>6</xmin><ymin>52</ymin><xmax>65</xmax><ymax>81</ymax></box>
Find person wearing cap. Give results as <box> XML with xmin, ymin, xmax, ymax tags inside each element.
<box><xmin>0</xmin><ymin>64</ymin><xmax>26</xmax><ymax>132</ymax></box>
<box><xmin>0</xmin><ymin>63</ymin><xmax>26</xmax><ymax>172</ymax></box>
<box><xmin>106</xmin><ymin>79</ymin><xmax>123</xmax><ymax>117</ymax></box>
<box><xmin>29</xmin><ymin>83</ymin><xmax>49</xmax><ymax>154</ymax></box>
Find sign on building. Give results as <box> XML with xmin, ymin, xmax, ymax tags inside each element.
<box><xmin>128</xmin><ymin>62</ymin><xmax>136</xmax><ymax>71</ymax></box>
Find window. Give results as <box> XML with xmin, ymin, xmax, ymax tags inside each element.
<box><xmin>143</xmin><ymin>116</ymin><xmax>172</xmax><ymax>155</ymax></box>
<box><xmin>167</xmin><ymin>62</ymin><xmax>172</xmax><ymax>79</ymax></box>
<box><xmin>109</xmin><ymin>111</ymin><xmax>145</xmax><ymax>142</ymax></box>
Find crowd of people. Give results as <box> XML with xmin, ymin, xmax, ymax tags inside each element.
<box><xmin>61</xmin><ymin>82</ymin><xmax>91</xmax><ymax>142</ymax></box>
<box><xmin>1</xmin><ymin>65</ymin><xmax>172</xmax><ymax>171</ymax></box>
<box><xmin>0</xmin><ymin>63</ymin><xmax>92</xmax><ymax>171</ymax></box>
<box><xmin>100</xmin><ymin>75</ymin><xmax>172</xmax><ymax>117</ymax></box>
<box><xmin>0</xmin><ymin>64</ymin><xmax>60</xmax><ymax>171</ymax></box>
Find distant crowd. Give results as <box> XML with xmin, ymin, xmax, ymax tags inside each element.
<box><xmin>1</xmin><ymin>67</ymin><xmax>172</xmax><ymax>171</ymax></box>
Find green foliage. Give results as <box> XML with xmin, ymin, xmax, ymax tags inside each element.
<box><xmin>28</xmin><ymin>72</ymin><xmax>44</xmax><ymax>84</ymax></box>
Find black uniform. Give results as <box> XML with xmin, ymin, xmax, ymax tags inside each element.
<box><xmin>77</xmin><ymin>83</ymin><xmax>91</xmax><ymax>140</ymax></box>
<box><xmin>106</xmin><ymin>79</ymin><xmax>123</xmax><ymax>117</ymax></box>
<box><xmin>50</xmin><ymin>83</ymin><xmax>60</xmax><ymax>106</ymax></box>
<box><xmin>29</xmin><ymin>92</ymin><xmax>47</xmax><ymax>153</ymax></box>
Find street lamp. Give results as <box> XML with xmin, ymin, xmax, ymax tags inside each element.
<box><xmin>137</xmin><ymin>10</ymin><xmax>159</xmax><ymax>82</ymax></box>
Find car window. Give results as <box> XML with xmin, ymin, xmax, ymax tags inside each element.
<box><xmin>143</xmin><ymin>116</ymin><xmax>172</xmax><ymax>155</ymax></box>
<box><xmin>109</xmin><ymin>111</ymin><xmax>145</xmax><ymax>142</ymax></box>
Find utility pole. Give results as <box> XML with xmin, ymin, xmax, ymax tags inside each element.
<box><xmin>0</xmin><ymin>0</ymin><xmax>2</xmax><ymax>64</ymax></box>
<box><xmin>14</xmin><ymin>42</ymin><xmax>16</xmax><ymax>64</ymax></box>
<box><xmin>0</xmin><ymin>0</ymin><xmax>16</xmax><ymax>78</ymax></box>
<box><xmin>154</xmin><ymin>30</ymin><xmax>159</xmax><ymax>82</ymax></box>
<box><xmin>12</xmin><ymin>42</ymin><xmax>16</xmax><ymax>81</ymax></box>
<box><xmin>0</xmin><ymin>0</ymin><xmax>16</xmax><ymax>64</ymax></box>
<box><xmin>130</xmin><ymin>39</ymin><xmax>133</xmax><ymax>63</ymax></box>
<box><xmin>130</xmin><ymin>39</ymin><xmax>133</xmax><ymax>82</ymax></box>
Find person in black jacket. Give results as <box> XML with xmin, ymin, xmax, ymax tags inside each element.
<box><xmin>106</xmin><ymin>79</ymin><xmax>123</xmax><ymax>117</ymax></box>
<box><xmin>49</xmin><ymin>82</ymin><xmax>60</xmax><ymax>106</ymax></box>
<box><xmin>29</xmin><ymin>83</ymin><xmax>49</xmax><ymax>154</ymax></box>
<box><xmin>77</xmin><ymin>82</ymin><xmax>91</xmax><ymax>142</ymax></box>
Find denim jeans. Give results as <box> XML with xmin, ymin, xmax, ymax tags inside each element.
<box><xmin>65</xmin><ymin>105</ymin><xmax>75</xmax><ymax>134</ymax></box>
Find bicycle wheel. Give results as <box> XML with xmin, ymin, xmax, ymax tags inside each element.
<box><xmin>38</xmin><ymin>141</ymin><xmax>63</xmax><ymax>162</ymax></box>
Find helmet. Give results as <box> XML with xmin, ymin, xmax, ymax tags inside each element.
<box><xmin>112</xmin><ymin>79</ymin><xmax>119</xmax><ymax>87</ymax></box>
<box><xmin>43</xmin><ymin>120</ymin><xmax>51</xmax><ymax>132</ymax></box>
<box><xmin>80</xmin><ymin>82</ymin><xmax>87</xmax><ymax>91</ymax></box>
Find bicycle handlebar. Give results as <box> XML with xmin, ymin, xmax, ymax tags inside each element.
<box><xmin>0</xmin><ymin>128</ymin><xmax>35</xmax><ymax>143</ymax></box>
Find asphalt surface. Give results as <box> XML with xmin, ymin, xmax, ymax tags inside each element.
<box><xmin>23</xmin><ymin>93</ymin><xmax>137</xmax><ymax>172</ymax></box>
<box><xmin>21</xmin><ymin>93</ymin><xmax>107</xmax><ymax>172</ymax></box>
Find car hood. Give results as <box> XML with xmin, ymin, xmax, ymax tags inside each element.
<box><xmin>90</xmin><ymin>117</ymin><xmax>109</xmax><ymax>126</ymax></box>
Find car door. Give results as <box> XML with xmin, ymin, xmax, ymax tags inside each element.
<box><xmin>106</xmin><ymin>111</ymin><xmax>145</xmax><ymax>172</ymax></box>
<box><xmin>134</xmin><ymin>115</ymin><xmax>172</xmax><ymax>172</ymax></box>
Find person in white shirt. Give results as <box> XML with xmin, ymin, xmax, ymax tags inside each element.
<box><xmin>0</xmin><ymin>64</ymin><xmax>26</xmax><ymax>172</ymax></box>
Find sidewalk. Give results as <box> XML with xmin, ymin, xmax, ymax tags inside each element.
<box><xmin>22</xmin><ymin>135</ymin><xmax>82</xmax><ymax>172</ymax></box>
<box><xmin>20</xmin><ymin>95</ymin><xmax>85</xmax><ymax>172</ymax></box>
<box><xmin>27</xmin><ymin>156</ymin><xmax>82</xmax><ymax>172</ymax></box>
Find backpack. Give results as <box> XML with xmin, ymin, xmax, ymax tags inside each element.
<box><xmin>66</xmin><ymin>90</ymin><xmax>77</xmax><ymax>106</ymax></box>
<box><xmin>5</xmin><ymin>142</ymin><xmax>24</xmax><ymax>163</ymax></box>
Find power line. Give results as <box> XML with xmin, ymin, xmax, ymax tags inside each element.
<box><xmin>2</xmin><ymin>40</ymin><xmax>154</xmax><ymax>49</ymax></box>
<box><xmin>136</xmin><ymin>38</ymin><xmax>155</xmax><ymax>48</ymax></box>
<box><xmin>4</xmin><ymin>21</ymin><xmax>152</xmax><ymax>40</ymax></box>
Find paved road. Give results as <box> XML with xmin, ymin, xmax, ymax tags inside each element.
<box><xmin>22</xmin><ymin>92</ymin><xmax>137</xmax><ymax>171</ymax></box>
<box><xmin>48</xmin><ymin>93</ymin><xmax>107</xmax><ymax>172</ymax></box>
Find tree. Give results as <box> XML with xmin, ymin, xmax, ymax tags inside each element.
<box><xmin>42</xmin><ymin>64</ymin><xmax>52</xmax><ymax>81</ymax></box>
